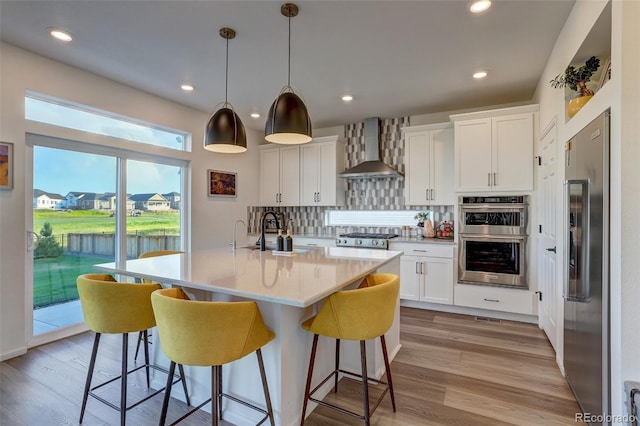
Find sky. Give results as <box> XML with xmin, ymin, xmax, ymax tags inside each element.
<box><xmin>34</xmin><ymin>147</ymin><xmax>181</xmax><ymax>195</ymax></box>
<box><xmin>28</xmin><ymin>96</ymin><xmax>184</xmax><ymax>195</ymax></box>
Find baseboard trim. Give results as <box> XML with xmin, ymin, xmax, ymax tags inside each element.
<box><xmin>400</xmin><ymin>299</ymin><xmax>538</xmax><ymax>324</ymax></box>
<box><xmin>1</xmin><ymin>346</ymin><xmax>28</xmax><ymax>361</ymax></box>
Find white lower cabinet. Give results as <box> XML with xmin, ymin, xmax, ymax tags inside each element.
<box><xmin>454</xmin><ymin>283</ymin><xmax>534</xmax><ymax>315</ymax></box>
<box><xmin>393</xmin><ymin>243</ymin><xmax>454</xmax><ymax>305</ymax></box>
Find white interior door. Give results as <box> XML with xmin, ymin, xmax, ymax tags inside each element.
<box><xmin>537</xmin><ymin>118</ymin><xmax>560</xmax><ymax>351</ymax></box>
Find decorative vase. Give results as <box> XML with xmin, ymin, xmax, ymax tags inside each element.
<box><xmin>567</xmin><ymin>95</ymin><xmax>593</xmax><ymax>118</ymax></box>
<box><xmin>424</xmin><ymin>219</ymin><xmax>435</xmax><ymax>238</ymax></box>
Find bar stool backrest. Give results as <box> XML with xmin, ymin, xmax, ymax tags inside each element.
<box><xmin>307</xmin><ymin>273</ymin><xmax>399</xmax><ymax>340</ymax></box>
<box><xmin>151</xmin><ymin>288</ymin><xmax>275</xmax><ymax>367</ymax></box>
<box><xmin>77</xmin><ymin>274</ymin><xmax>160</xmax><ymax>334</ymax></box>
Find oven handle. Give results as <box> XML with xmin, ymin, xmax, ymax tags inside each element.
<box><xmin>459</xmin><ymin>205</ymin><xmax>527</xmax><ymax>210</ymax></box>
<box><xmin>458</xmin><ymin>234</ymin><xmax>528</xmax><ymax>242</ymax></box>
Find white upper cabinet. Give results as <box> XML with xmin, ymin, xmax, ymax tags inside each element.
<box><xmin>403</xmin><ymin>123</ymin><xmax>455</xmax><ymax>206</ymax></box>
<box><xmin>300</xmin><ymin>136</ymin><xmax>345</xmax><ymax>206</ymax></box>
<box><xmin>259</xmin><ymin>145</ymin><xmax>300</xmax><ymax>206</ymax></box>
<box><xmin>451</xmin><ymin>105</ymin><xmax>537</xmax><ymax>193</ymax></box>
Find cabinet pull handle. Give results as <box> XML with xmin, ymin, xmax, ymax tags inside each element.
<box><xmin>483</xmin><ymin>298</ymin><xmax>500</xmax><ymax>303</ymax></box>
<box><xmin>488</xmin><ymin>173</ymin><xmax>491</xmax><ymax>186</ymax></box>
<box><xmin>426</xmin><ymin>189</ymin><xmax>429</xmax><ymax>201</ymax></box>
<box><xmin>276</xmin><ymin>193</ymin><xmax>278</xmax><ymax>203</ymax></box>
<box><xmin>413</xmin><ymin>249</ymin><xmax>427</xmax><ymax>253</ymax></box>
<box><xmin>420</xmin><ymin>262</ymin><xmax>424</xmax><ymax>274</ymax></box>
<box><xmin>279</xmin><ymin>193</ymin><xmax>282</xmax><ymax>203</ymax></box>
<box><xmin>430</xmin><ymin>189</ymin><xmax>434</xmax><ymax>200</ymax></box>
<box><xmin>415</xmin><ymin>262</ymin><xmax>420</xmax><ymax>274</ymax></box>
<box><xmin>493</xmin><ymin>172</ymin><xmax>497</xmax><ymax>186</ymax></box>
<box><xmin>317</xmin><ymin>192</ymin><xmax>320</xmax><ymax>203</ymax></box>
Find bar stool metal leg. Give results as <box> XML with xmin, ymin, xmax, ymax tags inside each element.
<box><xmin>143</xmin><ymin>329</ymin><xmax>151</xmax><ymax>387</ymax></box>
<box><xmin>334</xmin><ymin>339</ymin><xmax>340</xmax><ymax>393</ymax></box>
<box><xmin>360</xmin><ymin>340</ymin><xmax>370</xmax><ymax>426</ymax></box>
<box><xmin>212</xmin><ymin>365</ymin><xmax>220</xmax><ymax>426</ymax></box>
<box><xmin>178</xmin><ymin>364</ymin><xmax>190</xmax><ymax>406</ymax></box>
<box><xmin>121</xmin><ymin>333</ymin><xmax>129</xmax><ymax>426</ymax></box>
<box><xmin>380</xmin><ymin>335</ymin><xmax>396</xmax><ymax>412</ymax></box>
<box><xmin>134</xmin><ymin>330</ymin><xmax>145</xmax><ymax>362</ymax></box>
<box><xmin>256</xmin><ymin>348</ymin><xmax>275</xmax><ymax>426</ymax></box>
<box><xmin>79</xmin><ymin>333</ymin><xmax>101</xmax><ymax>424</ymax></box>
<box><xmin>159</xmin><ymin>361</ymin><xmax>176</xmax><ymax>426</ymax></box>
<box><xmin>300</xmin><ymin>334</ymin><xmax>319</xmax><ymax>426</ymax></box>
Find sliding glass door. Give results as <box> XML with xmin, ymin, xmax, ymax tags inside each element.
<box><xmin>30</xmin><ymin>140</ymin><xmax>187</xmax><ymax>342</ymax></box>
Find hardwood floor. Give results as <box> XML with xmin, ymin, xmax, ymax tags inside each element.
<box><xmin>1</xmin><ymin>307</ymin><xmax>579</xmax><ymax>425</ymax></box>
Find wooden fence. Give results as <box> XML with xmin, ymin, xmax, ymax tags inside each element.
<box><xmin>66</xmin><ymin>233</ymin><xmax>180</xmax><ymax>259</ymax></box>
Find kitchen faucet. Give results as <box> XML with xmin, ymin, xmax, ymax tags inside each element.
<box><xmin>259</xmin><ymin>211</ymin><xmax>281</xmax><ymax>251</ymax></box>
<box><xmin>232</xmin><ymin>219</ymin><xmax>247</xmax><ymax>250</ymax></box>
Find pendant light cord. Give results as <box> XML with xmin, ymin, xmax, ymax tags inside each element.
<box><xmin>287</xmin><ymin>11</ymin><xmax>291</xmax><ymax>88</ymax></box>
<box><xmin>225</xmin><ymin>35</ymin><xmax>229</xmax><ymax>104</ymax></box>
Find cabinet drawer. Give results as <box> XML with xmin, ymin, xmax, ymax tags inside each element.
<box><xmin>390</xmin><ymin>243</ymin><xmax>453</xmax><ymax>259</ymax></box>
<box><xmin>454</xmin><ymin>283</ymin><xmax>533</xmax><ymax>315</ymax></box>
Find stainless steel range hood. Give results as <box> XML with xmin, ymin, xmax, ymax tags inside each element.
<box><xmin>339</xmin><ymin>117</ymin><xmax>403</xmax><ymax>179</ymax></box>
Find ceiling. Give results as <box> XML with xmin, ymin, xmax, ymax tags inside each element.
<box><xmin>0</xmin><ymin>0</ymin><xmax>575</xmax><ymax>131</ymax></box>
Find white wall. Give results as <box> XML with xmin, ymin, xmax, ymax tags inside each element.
<box><xmin>0</xmin><ymin>43</ymin><xmax>261</xmax><ymax>359</ymax></box>
<box><xmin>532</xmin><ymin>0</ymin><xmax>640</xmax><ymax>418</ymax></box>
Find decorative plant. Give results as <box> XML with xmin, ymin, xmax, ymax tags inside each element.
<box><xmin>550</xmin><ymin>56</ymin><xmax>600</xmax><ymax>97</ymax></box>
<box><xmin>414</xmin><ymin>211</ymin><xmax>430</xmax><ymax>227</ymax></box>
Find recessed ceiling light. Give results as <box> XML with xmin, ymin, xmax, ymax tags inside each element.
<box><xmin>470</xmin><ymin>0</ymin><xmax>492</xmax><ymax>13</ymax></box>
<box><xmin>250</xmin><ymin>112</ymin><xmax>261</xmax><ymax>119</ymax></box>
<box><xmin>180</xmin><ymin>84</ymin><xmax>195</xmax><ymax>92</ymax></box>
<box><xmin>473</xmin><ymin>70</ymin><xmax>488</xmax><ymax>79</ymax></box>
<box><xmin>342</xmin><ymin>95</ymin><xmax>354</xmax><ymax>102</ymax></box>
<box><xmin>49</xmin><ymin>28</ymin><xmax>73</xmax><ymax>43</ymax></box>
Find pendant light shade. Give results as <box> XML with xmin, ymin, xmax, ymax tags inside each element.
<box><xmin>204</xmin><ymin>107</ymin><xmax>247</xmax><ymax>153</ymax></box>
<box><xmin>265</xmin><ymin>3</ymin><xmax>312</xmax><ymax>145</ymax></box>
<box><xmin>204</xmin><ymin>27</ymin><xmax>247</xmax><ymax>154</ymax></box>
<box><xmin>265</xmin><ymin>91</ymin><xmax>312</xmax><ymax>144</ymax></box>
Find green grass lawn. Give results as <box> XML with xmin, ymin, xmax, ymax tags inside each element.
<box><xmin>33</xmin><ymin>253</ymin><xmax>112</xmax><ymax>308</ymax></box>
<box><xmin>32</xmin><ymin>210</ymin><xmax>180</xmax><ymax>308</ymax></box>
<box><xmin>33</xmin><ymin>209</ymin><xmax>180</xmax><ymax>236</ymax></box>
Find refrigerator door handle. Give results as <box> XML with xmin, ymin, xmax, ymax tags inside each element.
<box><xmin>564</xmin><ymin>179</ymin><xmax>591</xmax><ymax>303</ymax></box>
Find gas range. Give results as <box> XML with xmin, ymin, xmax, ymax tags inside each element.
<box><xmin>335</xmin><ymin>232</ymin><xmax>398</xmax><ymax>250</ymax></box>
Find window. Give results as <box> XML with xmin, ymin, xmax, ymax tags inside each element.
<box><xmin>25</xmin><ymin>94</ymin><xmax>188</xmax><ymax>151</ymax></box>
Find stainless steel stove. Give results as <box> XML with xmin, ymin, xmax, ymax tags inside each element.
<box><xmin>335</xmin><ymin>232</ymin><xmax>398</xmax><ymax>250</ymax></box>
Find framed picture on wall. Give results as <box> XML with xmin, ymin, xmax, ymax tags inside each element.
<box><xmin>0</xmin><ymin>142</ymin><xmax>14</xmax><ymax>190</ymax></box>
<box><xmin>208</xmin><ymin>169</ymin><xmax>237</xmax><ymax>198</ymax></box>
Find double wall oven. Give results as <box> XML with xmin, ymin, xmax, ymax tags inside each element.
<box><xmin>458</xmin><ymin>196</ymin><xmax>529</xmax><ymax>288</ymax></box>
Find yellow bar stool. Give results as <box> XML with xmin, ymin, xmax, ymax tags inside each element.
<box><xmin>299</xmin><ymin>273</ymin><xmax>399</xmax><ymax>425</ymax></box>
<box><xmin>133</xmin><ymin>250</ymin><xmax>184</xmax><ymax>362</ymax></box>
<box><xmin>76</xmin><ymin>273</ymin><xmax>189</xmax><ymax>426</ymax></box>
<box><xmin>151</xmin><ymin>287</ymin><xmax>276</xmax><ymax>426</ymax></box>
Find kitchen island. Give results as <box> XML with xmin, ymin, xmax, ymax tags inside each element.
<box><xmin>94</xmin><ymin>246</ymin><xmax>402</xmax><ymax>426</ymax></box>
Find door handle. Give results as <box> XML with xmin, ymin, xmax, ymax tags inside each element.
<box><xmin>546</xmin><ymin>246</ymin><xmax>557</xmax><ymax>253</ymax></box>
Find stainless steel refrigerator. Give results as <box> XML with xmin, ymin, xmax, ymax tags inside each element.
<box><xmin>564</xmin><ymin>110</ymin><xmax>610</xmax><ymax>422</ymax></box>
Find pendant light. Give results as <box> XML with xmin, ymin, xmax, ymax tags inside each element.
<box><xmin>265</xmin><ymin>3</ymin><xmax>312</xmax><ymax>144</ymax></box>
<box><xmin>204</xmin><ymin>27</ymin><xmax>247</xmax><ymax>153</ymax></box>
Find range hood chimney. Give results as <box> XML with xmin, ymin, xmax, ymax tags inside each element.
<box><xmin>339</xmin><ymin>117</ymin><xmax>403</xmax><ymax>179</ymax></box>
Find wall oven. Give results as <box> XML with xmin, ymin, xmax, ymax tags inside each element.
<box><xmin>458</xmin><ymin>196</ymin><xmax>529</xmax><ymax>288</ymax></box>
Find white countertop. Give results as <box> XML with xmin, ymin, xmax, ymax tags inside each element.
<box><xmin>94</xmin><ymin>247</ymin><xmax>402</xmax><ymax>308</ymax></box>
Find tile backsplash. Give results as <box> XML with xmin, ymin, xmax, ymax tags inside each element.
<box><xmin>248</xmin><ymin>116</ymin><xmax>455</xmax><ymax>234</ymax></box>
